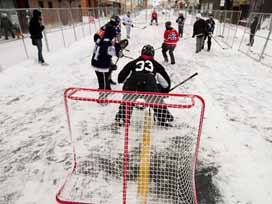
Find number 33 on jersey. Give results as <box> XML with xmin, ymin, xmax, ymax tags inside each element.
<box><xmin>135</xmin><ymin>60</ymin><xmax>154</xmax><ymax>72</ymax></box>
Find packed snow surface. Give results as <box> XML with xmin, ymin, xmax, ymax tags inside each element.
<box><xmin>1</xmin><ymin>11</ymin><xmax>272</xmax><ymax>204</ymax></box>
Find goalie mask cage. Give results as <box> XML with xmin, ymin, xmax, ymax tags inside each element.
<box><xmin>56</xmin><ymin>88</ymin><xmax>205</xmax><ymax>204</ymax></box>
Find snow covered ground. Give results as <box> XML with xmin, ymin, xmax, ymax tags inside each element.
<box><xmin>1</xmin><ymin>11</ymin><xmax>272</xmax><ymax>204</ymax></box>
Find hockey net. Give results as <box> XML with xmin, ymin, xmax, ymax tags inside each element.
<box><xmin>56</xmin><ymin>88</ymin><xmax>205</xmax><ymax>204</ymax></box>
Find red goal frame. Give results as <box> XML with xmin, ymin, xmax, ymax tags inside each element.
<box><xmin>56</xmin><ymin>88</ymin><xmax>205</xmax><ymax>204</ymax></box>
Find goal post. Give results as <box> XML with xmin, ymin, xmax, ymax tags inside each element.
<box><xmin>56</xmin><ymin>88</ymin><xmax>205</xmax><ymax>204</ymax></box>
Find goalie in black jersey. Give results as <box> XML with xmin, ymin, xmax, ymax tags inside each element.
<box><xmin>115</xmin><ymin>44</ymin><xmax>174</xmax><ymax>126</ymax></box>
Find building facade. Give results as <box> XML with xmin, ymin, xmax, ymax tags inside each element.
<box><xmin>1</xmin><ymin>0</ymin><xmax>146</xmax><ymax>34</ymax></box>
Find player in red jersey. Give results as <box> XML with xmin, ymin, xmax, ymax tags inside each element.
<box><xmin>162</xmin><ymin>21</ymin><xmax>179</xmax><ymax>64</ymax></box>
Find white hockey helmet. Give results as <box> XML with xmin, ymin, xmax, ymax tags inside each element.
<box><xmin>196</xmin><ymin>13</ymin><xmax>202</xmax><ymax>19</ymax></box>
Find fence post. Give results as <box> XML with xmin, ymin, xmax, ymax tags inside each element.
<box><xmin>69</xmin><ymin>8</ymin><xmax>78</xmax><ymax>41</ymax></box>
<box><xmin>88</xmin><ymin>8</ymin><xmax>92</xmax><ymax>36</ymax></box>
<box><xmin>93</xmin><ymin>8</ymin><xmax>97</xmax><ymax>31</ymax></box>
<box><xmin>41</xmin><ymin>9</ymin><xmax>50</xmax><ymax>52</ymax></box>
<box><xmin>228</xmin><ymin>11</ymin><xmax>233</xmax><ymax>46</ymax></box>
<box><xmin>232</xmin><ymin>11</ymin><xmax>242</xmax><ymax>48</ymax></box>
<box><xmin>222</xmin><ymin>11</ymin><xmax>227</xmax><ymax>38</ymax></box>
<box><xmin>238</xmin><ymin>16</ymin><xmax>249</xmax><ymax>52</ymax></box>
<box><xmin>81</xmin><ymin>14</ymin><xmax>85</xmax><ymax>38</ymax></box>
<box><xmin>145</xmin><ymin>8</ymin><xmax>147</xmax><ymax>24</ymax></box>
<box><xmin>15</xmin><ymin>10</ymin><xmax>29</xmax><ymax>59</ymax></box>
<box><xmin>97</xmin><ymin>7</ymin><xmax>101</xmax><ymax>28</ymax></box>
<box><xmin>259</xmin><ymin>16</ymin><xmax>272</xmax><ymax>61</ymax></box>
<box><xmin>57</xmin><ymin>8</ymin><xmax>66</xmax><ymax>47</ymax></box>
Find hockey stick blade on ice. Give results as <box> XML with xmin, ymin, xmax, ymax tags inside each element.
<box><xmin>211</xmin><ymin>36</ymin><xmax>228</xmax><ymax>50</ymax></box>
<box><xmin>169</xmin><ymin>72</ymin><xmax>198</xmax><ymax>92</ymax></box>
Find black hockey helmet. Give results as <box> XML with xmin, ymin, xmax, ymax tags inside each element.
<box><xmin>141</xmin><ymin>44</ymin><xmax>155</xmax><ymax>57</ymax></box>
<box><xmin>110</xmin><ymin>15</ymin><xmax>121</xmax><ymax>26</ymax></box>
<box><xmin>165</xmin><ymin>21</ymin><xmax>171</xmax><ymax>29</ymax></box>
<box><xmin>33</xmin><ymin>9</ymin><xmax>41</xmax><ymax>18</ymax></box>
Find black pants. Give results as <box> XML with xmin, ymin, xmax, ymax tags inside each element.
<box><xmin>151</xmin><ymin>18</ymin><xmax>158</xmax><ymax>25</ymax></box>
<box><xmin>95</xmin><ymin>71</ymin><xmax>111</xmax><ymax>90</ymax></box>
<box><xmin>178</xmin><ymin>24</ymin><xmax>184</xmax><ymax>38</ymax></box>
<box><xmin>115</xmin><ymin>73</ymin><xmax>173</xmax><ymax>123</ymax></box>
<box><xmin>204</xmin><ymin>35</ymin><xmax>212</xmax><ymax>50</ymax></box>
<box><xmin>249</xmin><ymin>33</ymin><xmax>255</xmax><ymax>46</ymax></box>
<box><xmin>34</xmin><ymin>39</ymin><xmax>45</xmax><ymax>63</ymax></box>
<box><xmin>162</xmin><ymin>44</ymin><xmax>176</xmax><ymax>64</ymax></box>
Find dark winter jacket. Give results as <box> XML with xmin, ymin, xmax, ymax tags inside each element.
<box><xmin>0</xmin><ymin>16</ymin><xmax>13</xmax><ymax>30</ymax></box>
<box><xmin>29</xmin><ymin>10</ymin><xmax>44</xmax><ymax>39</ymax></box>
<box><xmin>93</xmin><ymin>22</ymin><xmax>117</xmax><ymax>43</ymax></box>
<box><xmin>193</xmin><ymin>18</ymin><xmax>207</xmax><ymax>37</ymax></box>
<box><xmin>118</xmin><ymin>55</ymin><xmax>171</xmax><ymax>91</ymax></box>
<box><xmin>176</xmin><ymin>16</ymin><xmax>185</xmax><ymax>26</ymax></box>
<box><xmin>206</xmin><ymin>18</ymin><xmax>215</xmax><ymax>34</ymax></box>
<box><xmin>91</xmin><ymin>25</ymin><xmax>121</xmax><ymax>69</ymax></box>
<box><xmin>250</xmin><ymin>17</ymin><xmax>258</xmax><ymax>34</ymax></box>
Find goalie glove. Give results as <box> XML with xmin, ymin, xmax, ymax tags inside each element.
<box><xmin>119</xmin><ymin>39</ymin><xmax>129</xmax><ymax>50</ymax></box>
<box><xmin>118</xmin><ymin>50</ymin><xmax>124</xmax><ymax>58</ymax></box>
<box><xmin>157</xmin><ymin>83</ymin><xmax>170</xmax><ymax>93</ymax></box>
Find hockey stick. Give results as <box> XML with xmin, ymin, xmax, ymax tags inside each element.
<box><xmin>134</xmin><ymin>26</ymin><xmax>147</xmax><ymax>29</ymax></box>
<box><xmin>211</xmin><ymin>36</ymin><xmax>228</xmax><ymax>50</ymax></box>
<box><xmin>169</xmin><ymin>72</ymin><xmax>198</xmax><ymax>92</ymax></box>
<box><xmin>123</xmin><ymin>55</ymin><xmax>134</xmax><ymax>60</ymax></box>
<box><xmin>155</xmin><ymin>46</ymin><xmax>162</xmax><ymax>50</ymax></box>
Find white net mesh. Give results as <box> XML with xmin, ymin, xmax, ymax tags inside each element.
<box><xmin>57</xmin><ymin>88</ymin><xmax>205</xmax><ymax>204</ymax></box>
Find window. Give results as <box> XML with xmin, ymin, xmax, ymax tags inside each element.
<box><xmin>48</xmin><ymin>1</ymin><xmax>53</xmax><ymax>8</ymax></box>
<box><xmin>38</xmin><ymin>1</ymin><xmax>44</xmax><ymax>8</ymax></box>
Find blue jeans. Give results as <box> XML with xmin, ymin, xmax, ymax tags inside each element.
<box><xmin>34</xmin><ymin>39</ymin><xmax>45</xmax><ymax>63</ymax></box>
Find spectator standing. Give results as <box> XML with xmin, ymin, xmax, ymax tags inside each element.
<box><xmin>29</xmin><ymin>10</ymin><xmax>47</xmax><ymax>65</ymax></box>
<box><xmin>0</xmin><ymin>13</ymin><xmax>15</xmax><ymax>40</ymax></box>
<box><xmin>176</xmin><ymin>12</ymin><xmax>185</xmax><ymax>38</ymax></box>
<box><xmin>205</xmin><ymin>14</ymin><xmax>215</xmax><ymax>51</ymax></box>
<box><xmin>192</xmin><ymin>14</ymin><xmax>207</xmax><ymax>53</ymax></box>
<box><xmin>247</xmin><ymin>16</ymin><xmax>258</xmax><ymax>47</ymax></box>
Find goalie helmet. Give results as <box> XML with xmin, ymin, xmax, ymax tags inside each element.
<box><xmin>110</xmin><ymin>15</ymin><xmax>121</xmax><ymax>26</ymax></box>
<box><xmin>141</xmin><ymin>44</ymin><xmax>155</xmax><ymax>57</ymax></box>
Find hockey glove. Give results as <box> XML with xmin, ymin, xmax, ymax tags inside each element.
<box><xmin>161</xmin><ymin>43</ymin><xmax>167</xmax><ymax>51</ymax></box>
<box><xmin>157</xmin><ymin>84</ymin><xmax>170</xmax><ymax>93</ymax></box>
